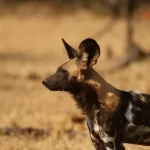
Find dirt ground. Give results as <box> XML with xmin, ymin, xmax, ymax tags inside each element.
<box><xmin>0</xmin><ymin>9</ymin><xmax>150</xmax><ymax>150</ymax></box>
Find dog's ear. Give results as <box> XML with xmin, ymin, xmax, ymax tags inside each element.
<box><xmin>62</xmin><ymin>38</ymin><xmax>77</xmax><ymax>59</ymax></box>
<box><xmin>77</xmin><ymin>38</ymin><xmax>100</xmax><ymax>70</ymax></box>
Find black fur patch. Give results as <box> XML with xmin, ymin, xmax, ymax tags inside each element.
<box><xmin>130</xmin><ymin>92</ymin><xmax>150</xmax><ymax>126</ymax></box>
<box><xmin>43</xmin><ymin>67</ymin><xmax>70</xmax><ymax>91</ymax></box>
<box><xmin>68</xmin><ymin>79</ymin><xmax>99</xmax><ymax>117</ymax></box>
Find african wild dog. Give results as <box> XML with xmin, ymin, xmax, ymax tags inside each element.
<box><xmin>42</xmin><ymin>38</ymin><xmax>150</xmax><ymax>150</ymax></box>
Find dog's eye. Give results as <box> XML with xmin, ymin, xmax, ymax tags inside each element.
<box><xmin>57</xmin><ymin>67</ymin><xmax>66</xmax><ymax>73</ymax></box>
<box><xmin>58</xmin><ymin>69</ymin><xmax>67</xmax><ymax>75</ymax></box>
<box><xmin>60</xmin><ymin>69</ymin><xmax>67</xmax><ymax>73</ymax></box>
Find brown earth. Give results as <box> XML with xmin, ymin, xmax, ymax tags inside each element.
<box><xmin>0</xmin><ymin>9</ymin><xmax>150</xmax><ymax>150</ymax></box>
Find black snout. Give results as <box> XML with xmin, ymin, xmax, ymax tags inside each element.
<box><xmin>42</xmin><ymin>69</ymin><xmax>69</xmax><ymax>91</ymax></box>
<box><xmin>42</xmin><ymin>79</ymin><xmax>48</xmax><ymax>86</ymax></box>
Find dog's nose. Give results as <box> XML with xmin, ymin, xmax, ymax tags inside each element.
<box><xmin>42</xmin><ymin>80</ymin><xmax>48</xmax><ymax>86</ymax></box>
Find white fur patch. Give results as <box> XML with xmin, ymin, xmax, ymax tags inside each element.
<box><xmin>106</xmin><ymin>148</ymin><xmax>114</xmax><ymax>150</ymax></box>
<box><xmin>126</xmin><ymin>90</ymin><xmax>141</xmax><ymax>94</ymax></box>
<box><xmin>87</xmin><ymin>113</ymin><xmax>117</xmax><ymax>150</ymax></box>
<box><xmin>102</xmin><ymin>133</ymin><xmax>116</xmax><ymax>150</ymax></box>
<box><xmin>94</xmin><ymin>124</ymin><xmax>99</xmax><ymax>133</ymax></box>
<box><xmin>86</xmin><ymin>117</ymin><xmax>100</xmax><ymax>142</ymax></box>
<box><xmin>101</xmin><ymin>133</ymin><xmax>115</xmax><ymax>143</ymax></box>
<box><xmin>132</xmin><ymin>90</ymin><xmax>141</xmax><ymax>94</ymax></box>
<box><xmin>125</xmin><ymin>102</ymin><xmax>134</xmax><ymax>123</ymax></box>
<box><xmin>82</xmin><ymin>53</ymin><xmax>89</xmax><ymax>61</ymax></box>
<box><xmin>86</xmin><ymin>117</ymin><xmax>92</xmax><ymax>132</ymax></box>
<box><xmin>93</xmin><ymin>122</ymin><xmax>116</xmax><ymax>150</ymax></box>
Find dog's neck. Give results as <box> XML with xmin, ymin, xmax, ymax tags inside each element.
<box><xmin>87</xmin><ymin>68</ymin><xmax>120</xmax><ymax>95</ymax></box>
<box><xmin>68</xmin><ymin>68</ymin><xmax>120</xmax><ymax>116</ymax></box>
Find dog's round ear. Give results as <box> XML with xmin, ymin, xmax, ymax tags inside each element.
<box><xmin>78</xmin><ymin>38</ymin><xmax>100</xmax><ymax>70</ymax></box>
<box><xmin>62</xmin><ymin>38</ymin><xmax>77</xmax><ymax>59</ymax></box>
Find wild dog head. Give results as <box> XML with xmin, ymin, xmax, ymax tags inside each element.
<box><xmin>42</xmin><ymin>38</ymin><xmax>100</xmax><ymax>92</ymax></box>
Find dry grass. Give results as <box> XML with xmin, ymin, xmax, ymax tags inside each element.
<box><xmin>0</xmin><ymin>9</ymin><xmax>150</xmax><ymax>150</ymax></box>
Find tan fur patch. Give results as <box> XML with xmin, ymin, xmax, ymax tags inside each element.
<box><xmin>87</xmin><ymin>80</ymin><xmax>102</xmax><ymax>94</ymax></box>
<box><xmin>62</xmin><ymin>59</ymin><xmax>80</xmax><ymax>80</ymax></box>
<box><xmin>87</xmin><ymin>80</ymin><xmax>107</xmax><ymax>101</ymax></box>
<box><xmin>87</xmin><ymin>80</ymin><xmax>120</xmax><ymax>112</ymax></box>
<box><xmin>139</xmin><ymin>95</ymin><xmax>147</xmax><ymax>103</ymax></box>
<box><xmin>87</xmin><ymin>80</ymin><xmax>101</xmax><ymax>88</ymax></box>
<box><xmin>132</xmin><ymin>92</ymin><xmax>147</xmax><ymax>103</ymax></box>
<box><xmin>105</xmin><ymin>92</ymin><xmax>120</xmax><ymax>112</ymax></box>
<box><xmin>77</xmin><ymin>73</ymin><xmax>85</xmax><ymax>82</ymax></box>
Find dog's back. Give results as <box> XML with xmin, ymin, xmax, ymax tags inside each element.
<box><xmin>124</xmin><ymin>91</ymin><xmax>150</xmax><ymax>145</ymax></box>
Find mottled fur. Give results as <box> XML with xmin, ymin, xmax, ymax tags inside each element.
<box><xmin>42</xmin><ymin>38</ymin><xmax>150</xmax><ymax>150</ymax></box>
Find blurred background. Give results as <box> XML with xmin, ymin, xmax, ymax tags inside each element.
<box><xmin>0</xmin><ymin>0</ymin><xmax>150</xmax><ymax>149</ymax></box>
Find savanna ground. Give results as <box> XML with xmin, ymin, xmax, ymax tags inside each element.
<box><xmin>0</xmin><ymin>3</ymin><xmax>150</xmax><ymax>150</ymax></box>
